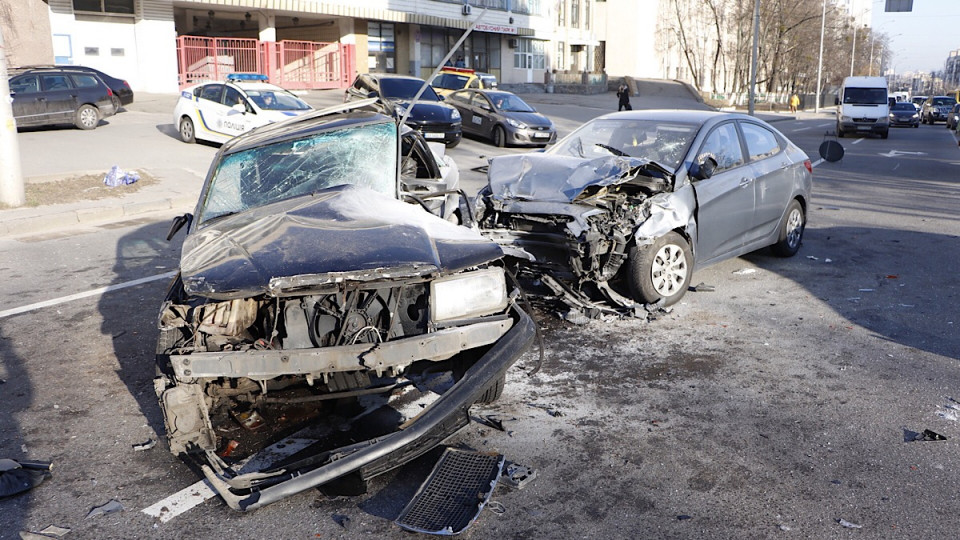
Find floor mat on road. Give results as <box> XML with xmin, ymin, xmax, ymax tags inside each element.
<box><xmin>395</xmin><ymin>448</ymin><xmax>504</xmax><ymax>535</ymax></box>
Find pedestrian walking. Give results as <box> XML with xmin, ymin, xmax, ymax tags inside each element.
<box><xmin>789</xmin><ymin>93</ymin><xmax>800</xmax><ymax>114</ymax></box>
<box><xmin>617</xmin><ymin>84</ymin><xmax>632</xmax><ymax>111</ymax></box>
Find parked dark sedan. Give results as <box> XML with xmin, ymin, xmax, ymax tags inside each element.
<box><xmin>446</xmin><ymin>89</ymin><xmax>556</xmax><ymax>147</ymax></box>
<box><xmin>344</xmin><ymin>73</ymin><xmax>462</xmax><ymax>147</ymax></box>
<box><xmin>157</xmin><ymin>100</ymin><xmax>533</xmax><ymax>511</ymax></box>
<box><xmin>14</xmin><ymin>65</ymin><xmax>133</xmax><ymax>109</ymax></box>
<box><xmin>889</xmin><ymin>102</ymin><xmax>920</xmax><ymax>128</ymax></box>
<box><xmin>8</xmin><ymin>67</ymin><xmax>117</xmax><ymax>130</ymax></box>
<box><xmin>475</xmin><ymin>110</ymin><xmax>812</xmax><ymax>314</ymax></box>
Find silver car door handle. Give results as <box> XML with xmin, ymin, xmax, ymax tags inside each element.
<box><xmin>739</xmin><ymin>177</ymin><xmax>753</xmax><ymax>188</ymax></box>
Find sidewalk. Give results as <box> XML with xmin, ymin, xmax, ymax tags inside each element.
<box><xmin>0</xmin><ymin>88</ymin><xmax>812</xmax><ymax>239</ymax></box>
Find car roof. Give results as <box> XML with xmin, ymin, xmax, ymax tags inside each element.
<box><xmin>367</xmin><ymin>73</ymin><xmax>426</xmax><ymax>82</ymax></box>
<box><xmin>594</xmin><ymin>109</ymin><xmax>749</xmax><ymax>124</ymax></box>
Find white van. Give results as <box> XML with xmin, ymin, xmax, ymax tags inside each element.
<box><xmin>836</xmin><ymin>76</ymin><xmax>889</xmax><ymax>138</ymax></box>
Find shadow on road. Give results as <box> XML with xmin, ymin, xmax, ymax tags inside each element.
<box><xmin>744</xmin><ymin>225</ymin><xmax>959</xmax><ymax>361</ymax></box>
<box><xmin>0</xmin><ymin>326</ymin><xmax>35</xmax><ymax>535</ymax></box>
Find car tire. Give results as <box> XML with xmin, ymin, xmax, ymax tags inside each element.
<box><xmin>627</xmin><ymin>232</ymin><xmax>692</xmax><ymax>307</ymax></box>
<box><xmin>771</xmin><ymin>199</ymin><xmax>805</xmax><ymax>257</ymax></box>
<box><xmin>179</xmin><ymin>116</ymin><xmax>196</xmax><ymax>144</ymax></box>
<box><xmin>111</xmin><ymin>95</ymin><xmax>121</xmax><ymax>112</ymax></box>
<box><xmin>445</xmin><ymin>137</ymin><xmax>460</xmax><ymax>149</ymax></box>
<box><xmin>880</xmin><ymin>130</ymin><xmax>888</xmax><ymax>139</ymax></box>
<box><xmin>836</xmin><ymin>124</ymin><xmax>844</xmax><ymax>138</ymax></box>
<box><xmin>477</xmin><ymin>374</ymin><xmax>505</xmax><ymax>404</ymax></box>
<box><xmin>493</xmin><ymin>125</ymin><xmax>506</xmax><ymax>148</ymax></box>
<box><xmin>75</xmin><ymin>104</ymin><xmax>100</xmax><ymax>130</ymax></box>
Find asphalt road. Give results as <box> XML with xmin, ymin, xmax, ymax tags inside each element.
<box><xmin>1</xmin><ymin>105</ymin><xmax>959</xmax><ymax>539</ymax></box>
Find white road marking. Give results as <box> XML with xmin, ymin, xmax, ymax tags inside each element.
<box><xmin>793</xmin><ymin>126</ymin><xmax>812</xmax><ymax>131</ymax></box>
<box><xmin>817</xmin><ymin>123</ymin><xmax>831</xmax><ymax>127</ymax></box>
<box><xmin>811</xmin><ymin>158</ymin><xmax>824</xmax><ymax>168</ymax></box>
<box><xmin>851</xmin><ymin>138</ymin><xmax>865</xmax><ymax>144</ymax></box>
<box><xmin>879</xmin><ymin>149</ymin><xmax>927</xmax><ymax>157</ymax></box>
<box><xmin>0</xmin><ymin>271</ymin><xmax>178</xmax><ymax>319</ymax></box>
<box><xmin>142</xmin><ymin>437</ymin><xmax>318</xmax><ymax>523</ymax></box>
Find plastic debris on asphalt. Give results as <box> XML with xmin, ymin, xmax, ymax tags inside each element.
<box><xmin>0</xmin><ymin>459</ymin><xmax>52</xmax><ymax>498</ymax></box>
<box><xmin>732</xmin><ymin>268</ymin><xmax>756</xmax><ymax>275</ymax></box>
<box><xmin>691</xmin><ymin>283</ymin><xmax>716</xmax><ymax>292</ymax></box>
<box><xmin>836</xmin><ymin>518</ymin><xmax>862</xmax><ymax>529</ymax></box>
<box><xmin>103</xmin><ymin>166</ymin><xmax>140</xmax><ymax>187</ymax></box>
<box><xmin>18</xmin><ymin>525</ymin><xmax>71</xmax><ymax>539</ymax></box>
<box><xmin>86</xmin><ymin>499</ymin><xmax>124</xmax><ymax>519</ymax></box>
<box><xmin>501</xmin><ymin>462</ymin><xmax>537</xmax><ymax>490</ymax></box>
<box><xmin>132</xmin><ymin>439</ymin><xmax>156</xmax><ymax>452</ymax></box>
<box><xmin>903</xmin><ymin>428</ymin><xmax>948</xmax><ymax>442</ymax></box>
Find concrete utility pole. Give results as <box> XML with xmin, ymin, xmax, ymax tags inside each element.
<box><xmin>815</xmin><ymin>0</ymin><xmax>826</xmax><ymax>113</ymax></box>
<box><xmin>0</xmin><ymin>24</ymin><xmax>25</xmax><ymax>207</ymax></box>
<box><xmin>748</xmin><ymin>0</ymin><xmax>760</xmax><ymax>116</ymax></box>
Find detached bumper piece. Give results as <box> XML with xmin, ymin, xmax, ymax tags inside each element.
<box><xmin>395</xmin><ymin>448</ymin><xmax>504</xmax><ymax>535</ymax></box>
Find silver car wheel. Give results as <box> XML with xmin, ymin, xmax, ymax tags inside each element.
<box><xmin>784</xmin><ymin>207</ymin><xmax>803</xmax><ymax>249</ymax></box>
<box><xmin>650</xmin><ymin>243</ymin><xmax>688</xmax><ymax>296</ymax></box>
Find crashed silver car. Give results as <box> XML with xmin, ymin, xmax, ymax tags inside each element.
<box><xmin>476</xmin><ymin>110</ymin><xmax>812</xmax><ymax>315</ymax></box>
<box><xmin>155</xmin><ymin>102</ymin><xmax>535</xmax><ymax>511</ymax></box>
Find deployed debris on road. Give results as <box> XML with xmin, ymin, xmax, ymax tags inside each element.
<box><xmin>395</xmin><ymin>448</ymin><xmax>504</xmax><ymax>535</ymax></box>
<box><xmin>86</xmin><ymin>499</ymin><xmax>124</xmax><ymax>519</ymax></box>
<box><xmin>131</xmin><ymin>439</ymin><xmax>156</xmax><ymax>452</ymax></box>
<box><xmin>0</xmin><ymin>458</ymin><xmax>52</xmax><ymax>498</ymax></box>
<box><xmin>102</xmin><ymin>165</ymin><xmax>140</xmax><ymax>187</ymax></box>
<box><xmin>501</xmin><ymin>461</ymin><xmax>537</xmax><ymax>490</ymax></box>
<box><xmin>903</xmin><ymin>429</ymin><xmax>947</xmax><ymax>442</ymax></box>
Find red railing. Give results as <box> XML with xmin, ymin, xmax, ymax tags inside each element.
<box><xmin>177</xmin><ymin>36</ymin><xmax>355</xmax><ymax>90</ymax></box>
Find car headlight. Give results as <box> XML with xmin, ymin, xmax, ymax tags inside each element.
<box><xmin>450</xmin><ymin>109</ymin><xmax>461</xmax><ymax>120</ymax></box>
<box><xmin>841</xmin><ymin>115</ymin><xmax>852</xmax><ymax>122</ymax></box>
<box><xmin>505</xmin><ymin>118</ymin><xmax>527</xmax><ymax>129</ymax></box>
<box><xmin>431</xmin><ymin>267</ymin><xmax>508</xmax><ymax>322</ymax></box>
<box><xmin>888</xmin><ymin>113</ymin><xmax>895</xmax><ymax>119</ymax></box>
<box><xmin>913</xmin><ymin>113</ymin><xmax>919</xmax><ymax>119</ymax></box>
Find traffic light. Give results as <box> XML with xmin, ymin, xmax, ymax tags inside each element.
<box><xmin>885</xmin><ymin>0</ymin><xmax>913</xmax><ymax>11</ymax></box>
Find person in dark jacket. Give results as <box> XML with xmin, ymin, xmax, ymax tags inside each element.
<box><xmin>617</xmin><ymin>84</ymin><xmax>632</xmax><ymax>111</ymax></box>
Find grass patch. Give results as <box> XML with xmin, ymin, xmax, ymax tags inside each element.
<box><xmin>17</xmin><ymin>170</ymin><xmax>159</xmax><ymax>207</ymax></box>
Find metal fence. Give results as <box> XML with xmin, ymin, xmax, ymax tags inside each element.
<box><xmin>176</xmin><ymin>36</ymin><xmax>355</xmax><ymax>90</ymax></box>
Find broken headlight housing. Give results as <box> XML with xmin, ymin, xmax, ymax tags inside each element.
<box><xmin>430</xmin><ymin>267</ymin><xmax>508</xmax><ymax>322</ymax></box>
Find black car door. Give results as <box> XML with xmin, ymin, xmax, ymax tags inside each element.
<box><xmin>9</xmin><ymin>75</ymin><xmax>44</xmax><ymax>126</ymax></box>
<box><xmin>38</xmin><ymin>73</ymin><xmax>78</xmax><ymax>124</ymax></box>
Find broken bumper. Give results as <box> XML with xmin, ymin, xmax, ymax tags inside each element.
<box><xmin>201</xmin><ymin>308</ymin><xmax>536</xmax><ymax>512</ymax></box>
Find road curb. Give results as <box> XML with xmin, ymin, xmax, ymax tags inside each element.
<box><xmin>0</xmin><ymin>195</ymin><xmax>195</xmax><ymax>239</ymax></box>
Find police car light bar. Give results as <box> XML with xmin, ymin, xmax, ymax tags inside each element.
<box><xmin>226</xmin><ymin>73</ymin><xmax>269</xmax><ymax>82</ymax></box>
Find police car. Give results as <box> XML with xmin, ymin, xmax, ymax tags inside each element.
<box><xmin>172</xmin><ymin>74</ymin><xmax>313</xmax><ymax>144</ymax></box>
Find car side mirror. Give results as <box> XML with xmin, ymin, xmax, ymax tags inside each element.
<box><xmin>231</xmin><ymin>103</ymin><xmax>245</xmax><ymax>113</ymax></box>
<box><xmin>166</xmin><ymin>213</ymin><xmax>193</xmax><ymax>241</ymax></box>
<box><xmin>692</xmin><ymin>156</ymin><xmax>717</xmax><ymax>181</ymax></box>
<box><xmin>834</xmin><ymin>97</ymin><xmax>840</xmax><ymax>106</ymax></box>
<box><xmin>437</xmin><ymin>94</ymin><xmax>446</xmax><ymax>101</ymax></box>
<box><xmin>367</xmin><ymin>90</ymin><xmax>379</xmax><ymax>99</ymax></box>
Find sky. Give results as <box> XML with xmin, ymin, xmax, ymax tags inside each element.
<box><xmin>872</xmin><ymin>0</ymin><xmax>960</xmax><ymax>73</ymax></box>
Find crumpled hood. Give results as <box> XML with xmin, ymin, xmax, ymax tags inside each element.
<box><xmin>486</xmin><ymin>153</ymin><xmax>672</xmax><ymax>203</ymax></box>
<box><xmin>180</xmin><ymin>186</ymin><xmax>501</xmax><ymax>299</ymax></box>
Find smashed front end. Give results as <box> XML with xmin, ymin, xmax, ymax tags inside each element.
<box><xmin>476</xmin><ymin>153</ymin><xmax>690</xmax><ymax>317</ymax></box>
<box><xmin>154</xmin><ymin>112</ymin><xmax>534</xmax><ymax>511</ymax></box>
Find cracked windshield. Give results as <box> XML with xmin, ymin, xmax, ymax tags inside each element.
<box><xmin>549</xmin><ymin>119</ymin><xmax>697</xmax><ymax>170</ymax></box>
<box><xmin>198</xmin><ymin>121</ymin><xmax>397</xmax><ymax>224</ymax></box>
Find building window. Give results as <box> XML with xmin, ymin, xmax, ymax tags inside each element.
<box><xmin>368</xmin><ymin>22</ymin><xmax>396</xmax><ymax>73</ymax></box>
<box><xmin>512</xmin><ymin>0</ymin><xmax>543</xmax><ymax>15</ymax></box>
<box><xmin>111</xmin><ymin>48</ymin><xmax>125</xmax><ymax>57</ymax></box>
<box><xmin>585</xmin><ymin>0</ymin><xmax>591</xmax><ymax>30</ymax></box>
<box><xmin>557</xmin><ymin>0</ymin><xmax>565</xmax><ymax>26</ymax></box>
<box><xmin>72</xmin><ymin>0</ymin><xmax>134</xmax><ymax>14</ymax></box>
<box><xmin>571</xmin><ymin>0</ymin><xmax>580</xmax><ymax>28</ymax></box>
<box><xmin>84</xmin><ymin>47</ymin><xmax>100</xmax><ymax>56</ymax></box>
<box><xmin>557</xmin><ymin>41</ymin><xmax>565</xmax><ymax>71</ymax></box>
<box><xmin>514</xmin><ymin>39</ymin><xmax>546</xmax><ymax>69</ymax></box>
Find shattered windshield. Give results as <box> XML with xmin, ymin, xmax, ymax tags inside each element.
<box><xmin>548</xmin><ymin>119</ymin><xmax>697</xmax><ymax>170</ymax></box>
<box><xmin>197</xmin><ymin>121</ymin><xmax>398</xmax><ymax>224</ymax></box>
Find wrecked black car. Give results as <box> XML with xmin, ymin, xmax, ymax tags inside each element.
<box><xmin>155</xmin><ymin>101</ymin><xmax>535</xmax><ymax>511</ymax></box>
<box><xmin>476</xmin><ymin>110</ymin><xmax>812</xmax><ymax>316</ymax></box>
